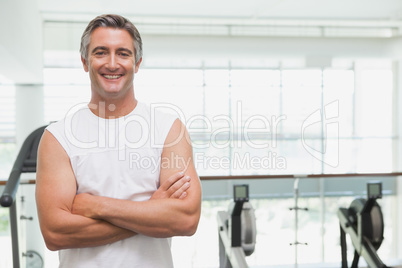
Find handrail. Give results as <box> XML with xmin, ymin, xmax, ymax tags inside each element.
<box><xmin>1</xmin><ymin>172</ymin><xmax>401</xmax><ymax>186</ymax></box>
<box><xmin>200</xmin><ymin>172</ymin><xmax>402</xmax><ymax>181</ymax></box>
<box><xmin>0</xmin><ymin>126</ymin><xmax>46</xmax><ymax>207</ymax></box>
<box><xmin>0</xmin><ymin>179</ymin><xmax>36</xmax><ymax>186</ymax></box>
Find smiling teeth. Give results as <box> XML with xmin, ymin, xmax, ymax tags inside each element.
<box><xmin>103</xmin><ymin>75</ymin><xmax>121</xmax><ymax>79</ymax></box>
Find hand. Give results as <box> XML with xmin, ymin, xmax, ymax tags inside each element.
<box><xmin>151</xmin><ymin>171</ymin><xmax>191</xmax><ymax>200</ymax></box>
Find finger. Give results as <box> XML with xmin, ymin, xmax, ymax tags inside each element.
<box><xmin>170</xmin><ymin>179</ymin><xmax>190</xmax><ymax>199</ymax></box>
<box><xmin>159</xmin><ymin>171</ymin><xmax>185</xmax><ymax>191</ymax></box>
<box><xmin>150</xmin><ymin>171</ymin><xmax>186</xmax><ymax>200</ymax></box>
<box><xmin>168</xmin><ymin>175</ymin><xmax>190</xmax><ymax>195</ymax></box>
<box><xmin>179</xmin><ymin>191</ymin><xmax>187</xmax><ymax>200</ymax></box>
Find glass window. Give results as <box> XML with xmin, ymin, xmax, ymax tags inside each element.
<box><xmin>357</xmin><ymin>69</ymin><xmax>393</xmax><ymax>137</ymax></box>
<box><xmin>43</xmin><ymin>67</ymin><xmax>394</xmax><ymax>175</ymax></box>
<box><xmin>204</xmin><ymin>70</ymin><xmax>230</xmax><ymax>141</ymax></box>
<box><xmin>0</xmin><ymin>85</ymin><xmax>16</xmax><ymax>180</ymax></box>
<box><xmin>0</xmin><ymin>85</ymin><xmax>16</xmax><ymax>142</ymax></box>
<box><xmin>0</xmin><ymin>206</ymin><xmax>12</xmax><ymax>267</ymax></box>
<box><xmin>281</xmin><ymin>70</ymin><xmax>322</xmax><ymax>136</ymax></box>
<box><xmin>323</xmin><ymin>69</ymin><xmax>354</xmax><ymax>137</ymax></box>
<box><xmin>0</xmin><ymin>143</ymin><xmax>17</xmax><ymax>180</ymax></box>
<box><xmin>43</xmin><ymin>68</ymin><xmax>90</xmax><ymax>123</ymax></box>
<box><xmin>136</xmin><ymin>69</ymin><xmax>204</xmax><ymax>124</ymax></box>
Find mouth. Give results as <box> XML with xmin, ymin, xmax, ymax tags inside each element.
<box><xmin>102</xmin><ymin>74</ymin><xmax>123</xmax><ymax>80</ymax></box>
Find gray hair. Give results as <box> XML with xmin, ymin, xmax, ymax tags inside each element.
<box><xmin>80</xmin><ymin>14</ymin><xmax>143</xmax><ymax>64</ymax></box>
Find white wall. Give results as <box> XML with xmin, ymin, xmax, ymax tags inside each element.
<box><xmin>0</xmin><ymin>0</ymin><xmax>43</xmax><ymax>84</ymax></box>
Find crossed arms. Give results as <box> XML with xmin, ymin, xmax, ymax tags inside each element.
<box><xmin>35</xmin><ymin>119</ymin><xmax>202</xmax><ymax>251</ymax></box>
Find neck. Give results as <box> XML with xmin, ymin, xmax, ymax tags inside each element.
<box><xmin>89</xmin><ymin>91</ymin><xmax>137</xmax><ymax>119</ymax></box>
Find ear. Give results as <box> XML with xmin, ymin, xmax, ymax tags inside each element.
<box><xmin>81</xmin><ymin>56</ymin><xmax>89</xmax><ymax>72</ymax></box>
<box><xmin>134</xmin><ymin>57</ymin><xmax>142</xmax><ymax>73</ymax></box>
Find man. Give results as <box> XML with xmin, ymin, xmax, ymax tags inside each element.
<box><xmin>36</xmin><ymin>14</ymin><xmax>201</xmax><ymax>268</ymax></box>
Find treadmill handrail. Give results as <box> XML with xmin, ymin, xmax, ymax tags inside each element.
<box><xmin>0</xmin><ymin>125</ymin><xmax>46</xmax><ymax>207</ymax></box>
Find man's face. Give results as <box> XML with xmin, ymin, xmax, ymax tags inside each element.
<box><xmin>82</xmin><ymin>27</ymin><xmax>141</xmax><ymax>102</ymax></box>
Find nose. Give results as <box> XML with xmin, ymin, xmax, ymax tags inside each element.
<box><xmin>106</xmin><ymin>54</ymin><xmax>118</xmax><ymax>70</ymax></box>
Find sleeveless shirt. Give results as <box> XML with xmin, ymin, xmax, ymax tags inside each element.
<box><xmin>46</xmin><ymin>101</ymin><xmax>178</xmax><ymax>268</ymax></box>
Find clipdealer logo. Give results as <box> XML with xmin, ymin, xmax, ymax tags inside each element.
<box><xmin>301</xmin><ymin>100</ymin><xmax>339</xmax><ymax>168</ymax></box>
<box><xmin>61</xmin><ymin>100</ymin><xmax>340</xmax><ymax>171</ymax></box>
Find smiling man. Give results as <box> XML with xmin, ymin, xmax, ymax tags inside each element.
<box><xmin>35</xmin><ymin>14</ymin><xmax>201</xmax><ymax>268</ymax></box>
<box><xmin>84</xmin><ymin>26</ymin><xmax>138</xmax><ymax>112</ymax></box>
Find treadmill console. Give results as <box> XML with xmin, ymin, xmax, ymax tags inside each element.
<box><xmin>367</xmin><ymin>181</ymin><xmax>382</xmax><ymax>199</ymax></box>
<box><xmin>234</xmin><ymin>184</ymin><xmax>249</xmax><ymax>202</ymax></box>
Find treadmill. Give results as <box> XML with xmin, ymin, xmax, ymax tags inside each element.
<box><xmin>0</xmin><ymin>125</ymin><xmax>47</xmax><ymax>268</ymax></box>
<box><xmin>338</xmin><ymin>181</ymin><xmax>388</xmax><ymax>268</ymax></box>
<box><xmin>217</xmin><ymin>184</ymin><xmax>257</xmax><ymax>268</ymax></box>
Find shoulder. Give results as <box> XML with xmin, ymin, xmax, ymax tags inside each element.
<box><xmin>164</xmin><ymin>119</ymin><xmax>191</xmax><ymax>152</ymax></box>
<box><xmin>47</xmin><ymin>103</ymin><xmax>90</xmax><ymax>133</ymax></box>
<box><xmin>137</xmin><ymin>102</ymin><xmax>181</xmax><ymax>147</ymax></box>
<box><xmin>45</xmin><ymin>119</ymin><xmax>68</xmax><ymax>150</ymax></box>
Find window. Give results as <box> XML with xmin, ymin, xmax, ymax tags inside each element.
<box><xmin>43</xmin><ymin>68</ymin><xmax>90</xmax><ymax>123</ymax></box>
<box><xmin>0</xmin><ymin>84</ymin><xmax>16</xmax><ymax>180</ymax></box>
<box><xmin>43</xmin><ymin>66</ymin><xmax>393</xmax><ymax>176</ymax></box>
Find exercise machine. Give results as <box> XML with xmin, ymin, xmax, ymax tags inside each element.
<box><xmin>217</xmin><ymin>184</ymin><xmax>256</xmax><ymax>268</ymax></box>
<box><xmin>338</xmin><ymin>181</ymin><xmax>387</xmax><ymax>268</ymax></box>
<box><xmin>1</xmin><ymin>125</ymin><xmax>47</xmax><ymax>268</ymax></box>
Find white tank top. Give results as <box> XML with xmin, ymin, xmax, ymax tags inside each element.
<box><xmin>46</xmin><ymin>101</ymin><xmax>178</xmax><ymax>268</ymax></box>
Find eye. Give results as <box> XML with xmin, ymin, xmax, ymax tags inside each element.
<box><xmin>119</xmin><ymin>52</ymin><xmax>130</xmax><ymax>57</ymax></box>
<box><xmin>92</xmin><ymin>50</ymin><xmax>107</xmax><ymax>57</ymax></box>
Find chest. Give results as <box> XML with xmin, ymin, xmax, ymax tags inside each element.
<box><xmin>70</xmin><ymin>146</ymin><xmax>162</xmax><ymax>201</ymax></box>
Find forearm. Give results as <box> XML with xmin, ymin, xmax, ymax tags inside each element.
<box><xmin>39</xmin><ymin>209</ymin><xmax>136</xmax><ymax>251</ymax></box>
<box><xmin>72</xmin><ymin>171</ymin><xmax>201</xmax><ymax>238</ymax></box>
<box><xmin>93</xmin><ymin>197</ymin><xmax>199</xmax><ymax>238</ymax></box>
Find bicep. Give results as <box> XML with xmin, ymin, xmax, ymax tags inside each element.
<box><xmin>36</xmin><ymin>130</ymin><xmax>77</xmax><ymax>227</ymax></box>
<box><xmin>160</xmin><ymin>119</ymin><xmax>202</xmax><ymax>211</ymax></box>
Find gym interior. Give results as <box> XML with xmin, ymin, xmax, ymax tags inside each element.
<box><xmin>2</xmin><ymin>0</ymin><xmax>402</xmax><ymax>267</ymax></box>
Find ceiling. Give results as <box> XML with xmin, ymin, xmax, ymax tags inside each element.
<box><xmin>4</xmin><ymin>0</ymin><xmax>402</xmax><ymax>83</ymax></box>
<box><xmin>38</xmin><ymin>0</ymin><xmax>402</xmax><ymax>21</ymax></box>
<box><xmin>37</xmin><ymin>0</ymin><xmax>402</xmax><ymax>39</ymax></box>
